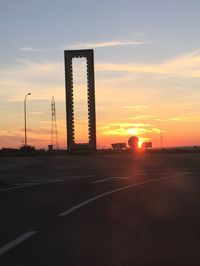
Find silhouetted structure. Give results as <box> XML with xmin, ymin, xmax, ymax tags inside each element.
<box><xmin>142</xmin><ymin>142</ymin><xmax>152</xmax><ymax>149</ymax></box>
<box><xmin>64</xmin><ymin>49</ymin><xmax>96</xmax><ymax>151</ymax></box>
<box><xmin>128</xmin><ymin>136</ymin><xmax>139</xmax><ymax>149</ymax></box>
<box><xmin>111</xmin><ymin>143</ymin><xmax>126</xmax><ymax>150</ymax></box>
<box><xmin>50</xmin><ymin>97</ymin><xmax>59</xmax><ymax>149</ymax></box>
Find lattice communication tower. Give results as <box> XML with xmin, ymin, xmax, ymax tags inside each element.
<box><xmin>51</xmin><ymin>96</ymin><xmax>59</xmax><ymax>149</ymax></box>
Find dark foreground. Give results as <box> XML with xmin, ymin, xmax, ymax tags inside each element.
<box><xmin>0</xmin><ymin>152</ymin><xmax>200</xmax><ymax>265</ymax></box>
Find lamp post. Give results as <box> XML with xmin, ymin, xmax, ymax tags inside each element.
<box><xmin>24</xmin><ymin>93</ymin><xmax>31</xmax><ymax>147</ymax></box>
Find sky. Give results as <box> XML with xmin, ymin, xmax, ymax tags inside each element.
<box><xmin>0</xmin><ymin>0</ymin><xmax>200</xmax><ymax>149</ymax></box>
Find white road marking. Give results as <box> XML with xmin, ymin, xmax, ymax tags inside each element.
<box><xmin>0</xmin><ymin>231</ymin><xmax>37</xmax><ymax>256</ymax></box>
<box><xmin>92</xmin><ymin>177</ymin><xmax>115</xmax><ymax>183</ymax></box>
<box><xmin>92</xmin><ymin>176</ymin><xmax>134</xmax><ymax>183</ymax></box>
<box><xmin>92</xmin><ymin>171</ymin><xmax>193</xmax><ymax>184</ymax></box>
<box><xmin>59</xmin><ymin>174</ymin><xmax>179</xmax><ymax>216</ymax></box>
<box><xmin>0</xmin><ymin>175</ymin><xmax>93</xmax><ymax>192</ymax></box>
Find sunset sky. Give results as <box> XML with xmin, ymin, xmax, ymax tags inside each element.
<box><xmin>0</xmin><ymin>0</ymin><xmax>200</xmax><ymax>149</ymax></box>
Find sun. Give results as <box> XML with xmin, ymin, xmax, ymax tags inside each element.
<box><xmin>127</xmin><ymin>128</ymin><xmax>138</xmax><ymax>135</ymax></box>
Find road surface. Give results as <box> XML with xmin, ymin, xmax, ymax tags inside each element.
<box><xmin>0</xmin><ymin>152</ymin><xmax>200</xmax><ymax>265</ymax></box>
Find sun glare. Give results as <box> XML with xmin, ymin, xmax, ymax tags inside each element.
<box><xmin>127</xmin><ymin>128</ymin><xmax>138</xmax><ymax>135</ymax></box>
<box><xmin>138</xmin><ymin>140</ymin><xmax>142</xmax><ymax>148</ymax></box>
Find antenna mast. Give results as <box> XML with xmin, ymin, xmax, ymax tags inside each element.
<box><xmin>51</xmin><ymin>96</ymin><xmax>59</xmax><ymax>149</ymax></box>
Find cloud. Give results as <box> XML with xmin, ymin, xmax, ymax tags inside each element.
<box><xmin>101</xmin><ymin>122</ymin><xmax>163</xmax><ymax>136</ymax></box>
<box><xmin>152</xmin><ymin>128</ymin><xmax>162</xmax><ymax>134</ymax></box>
<box><xmin>0</xmin><ymin>59</ymin><xmax>64</xmax><ymax>101</ymax></box>
<box><xmin>169</xmin><ymin>116</ymin><xmax>200</xmax><ymax>122</ymax></box>
<box><xmin>96</xmin><ymin>49</ymin><xmax>200</xmax><ymax>78</ymax></box>
<box><xmin>132</xmin><ymin>115</ymin><xmax>157</xmax><ymax>120</ymax></box>
<box><xmin>60</xmin><ymin>40</ymin><xmax>145</xmax><ymax>50</ymax></box>
<box><xmin>20</xmin><ymin>47</ymin><xmax>47</xmax><ymax>52</ymax></box>
<box><xmin>28</xmin><ymin>128</ymin><xmax>50</xmax><ymax>135</ymax></box>
<box><xmin>123</xmin><ymin>105</ymin><xmax>149</xmax><ymax>110</ymax></box>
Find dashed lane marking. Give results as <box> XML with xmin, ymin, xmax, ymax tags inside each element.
<box><xmin>0</xmin><ymin>231</ymin><xmax>37</xmax><ymax>256</ymax></box>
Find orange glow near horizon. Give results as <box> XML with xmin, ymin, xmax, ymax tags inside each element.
<box><xmin>138</xmin><ymin>140</ymin><xmax>143</xmax><ymax>148</ymax></box>
<box><xmin>1</xmin><ymin>105</ymin><xmax>199</xmax><ymax>149</ymax></box>
<box><xmin>0</xmin><ymin>74</ymin><xmax>200</xmax><ymax>149</ymax></box>
<box><xmin>0</xmin><ymin>122</ymin><xmax>199</xmax><ymax>149</ymax></box>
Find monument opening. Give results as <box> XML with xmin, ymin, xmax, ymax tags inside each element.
<box><xmin>72</xmin><ymin>58</ymin><xmax>89</xmax><ymax>144</ymax></box>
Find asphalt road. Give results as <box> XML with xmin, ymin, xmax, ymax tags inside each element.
<box><xmin>0</xmin><ymin>152</ymin><xmax>200</xmax><ymax>265</ymax></box>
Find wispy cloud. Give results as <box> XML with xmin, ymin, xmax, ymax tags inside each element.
<box><xmin>101</xmin><ymin>122</ymin><xmax>163</xmax><ymax>136</ymax></box>
<box><xmin>96</xmin><ymin>49</ymin><xmax>200</xmax><ymax>78</ymax></box>
<box><xmin>132</xmin><ymin>115</ymin><xmax>158</xmax><ymax>120</ymax></box>
<box><xmin>60</xmin><ymin>40</ymin><xmax>145</xmax><ymax>50</ymax></box>
<box><xmin>0</xmin><ymin>59</ymin><xmax>64</xmax><ymax>101</ymax></box>
<box><xmin>20</xmin><ymin>47</ymin><xmax>47</xmax><ymax>52</ymax></box>
<box><xmin>169</xmin><ymin>116</ymin><xmax>200</xmax><ymax>122</ymax></box>
<box><xmin>123</xmin><ymin>105</ymin><xmax>149</xmax><ymax>110</ymax></box>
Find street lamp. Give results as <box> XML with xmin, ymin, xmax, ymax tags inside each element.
<box><xmin>24</xmin><ymin>93</ymin><xmax>31</xmax><ymax>147</ymax></box>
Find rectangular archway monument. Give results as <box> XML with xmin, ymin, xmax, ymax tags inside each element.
<box><xmin>64</xmin><ymin>49</ymin><xmax>96</xmax><ymax>151</ymax></box>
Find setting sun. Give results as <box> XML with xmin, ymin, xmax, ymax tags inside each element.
<box><xmin>127</xmin><ymin>128</ymin><xmax>138</xmax><ymax>135</ymax></box>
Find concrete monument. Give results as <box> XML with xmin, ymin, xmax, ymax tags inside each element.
<box><xmin>64</xmin><ymin>49</ymin><xmax>96</xmax><ymax>150</ymax></box>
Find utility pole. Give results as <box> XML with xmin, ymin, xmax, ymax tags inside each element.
<box><xmin>51</xmin><ymin>97</ymin><xmax>59</xmax><ymax>149</ymax></box>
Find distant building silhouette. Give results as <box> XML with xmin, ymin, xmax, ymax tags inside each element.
<box><xmin>142</xmin><ymin>142</ymin><xmax>152</xmax><ymax>149</ymax></box>
<box><xmin>111</xmin><ymin>143</ymin><xmax>126</xmax><ymax>150</ymax></box>
<box><xmin>64</xmin><ymin>49</ymin><xmax>96</xmax><ymax>150</ymax></box>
